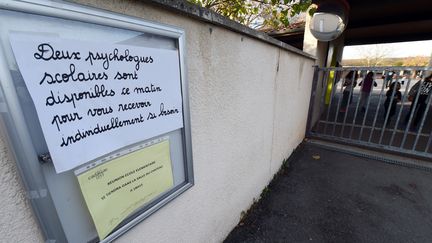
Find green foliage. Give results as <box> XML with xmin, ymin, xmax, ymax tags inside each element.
<box><xmin>188</xmin><ymin>0</ymin><xmax>313</xmax><ymax>29</ymax></box>
<box><xmin>260</xmin><ymin>186</ymin><xmax>270</xmax><ymax>198</ymax></box>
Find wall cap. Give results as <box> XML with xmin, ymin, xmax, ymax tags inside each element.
<box><xmin>146</xmin><ymin>0</ymin><xmax>316</xmax><ymax>60</ymax></box>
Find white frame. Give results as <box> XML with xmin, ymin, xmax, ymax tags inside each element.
<box><xmin>0</xmin><ymin>0</ymin><xmax>194</xmax><ymax>242</ymax></box>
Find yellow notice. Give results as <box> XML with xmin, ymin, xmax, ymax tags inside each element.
<box><xmin>77</xmin><ymin>140</ymin><xmax>174</xmax><ymax>240</ymax></box>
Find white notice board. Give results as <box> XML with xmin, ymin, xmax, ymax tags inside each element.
<box><xmin>10</xmin><ymin>34</ymin><xmax>184</xmax><ymax>173</ymax></box>
<box><xmin>0</xmin><ymin>1</ymin><xmax>194</xmax><ymax>243</ymax></box>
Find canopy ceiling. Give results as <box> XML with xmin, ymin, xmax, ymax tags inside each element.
<box><xmin>271</xmin><ymin>0</ymin><xmax>432</xmax><ymax>48</ymax></box>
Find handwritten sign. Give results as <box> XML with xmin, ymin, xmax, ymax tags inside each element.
<box><xmin>76</xmin><ymin>139</ymin><xmax>174</xmax><ymax>240</ymax></box>
<box><xmin>9</xmin><ymin>33</ymin><xmax>183</xmax><ymax>173</ymax></box>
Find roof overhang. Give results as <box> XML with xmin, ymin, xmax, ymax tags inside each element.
<box><xmin>271</xmin><ymin>0</ymin><xmax>432</xmax><ymax>46</ymax></box>
<box><xmin>341</xmin><ymin>0</ymin><xmax>432</xmax><ymax>45</ymax></box>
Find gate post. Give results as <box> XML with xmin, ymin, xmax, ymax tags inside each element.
<box><xmin>305</xmin><ymin>65</ymin><xmax>320</xmax><ymax>137</ymax></box>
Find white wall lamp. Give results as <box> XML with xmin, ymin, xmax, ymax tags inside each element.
<box><xmin>310</xmin><ymin>0</ymin><xmax>350</xmax><ymax>41</ymax></box>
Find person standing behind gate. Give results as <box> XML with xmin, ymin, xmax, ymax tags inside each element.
<box><xmin>404</xmin><ymin>74</ymin><xmax>432</xmax><ymax>128</ymax></box>
<box><xmin>384</xmin><ymin>81</ymin><xmax>401</xmax><ymax>125</ymax></box>
<box><xmin>340</xmin><ymin>70</ymin><xmax>358</xmax><ymax>113</ymax></box>
<box><xmin>358</xmin><ymin>71</ymin><xmax>377</xmax><ymax>112</ymax></box>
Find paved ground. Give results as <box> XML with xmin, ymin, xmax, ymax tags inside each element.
<box><xmin>224</xmin><ymin>143</ymin><xmax>432</xmax><ymax>243</ymax></box>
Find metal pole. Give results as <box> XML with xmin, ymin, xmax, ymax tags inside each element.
<box><xmin>425</xmin><ymin>130</ymin><xmax>432</xmax><ymax>153</ymax></box>
<box><xmin>331</xmin><ymin>69</ymin><xmax>346</xmax><ymax>136</ymax></box>
<box><xmin>401</xmin><ymin>79</ymin><xmax>423</xmax><ymax>149</ymax></box>
<box><xmin>340</xmin><ymin>70</ymin><xmax>357</xmax><ymax>137</ymax></box>
<box><xmin>305</xmin><ymin>66</ymin><xmax>320</xmax><ymax>137</ymax></box>
<box><xmin>378</xmin><ymin>76</ymin><xmax>399</xmax><ymax>144</ymax></box>
<box><xmin>389</xmin><ymin>74</ymin><xmax>412</xmax><ymax>147</ymax></box>
<box><xmin>412</xmin><ymin>90</ymin><xmax>432</xmax><ymax>150</ymax></box>
<box><xmin>359</xmin><ymin>70</ymin><xmax>377</xmax><ymax>140</ymax></box>
<box><xmin>349</xmin><ymin>70</ymin><xmax>365</xmax><ymax>139</ymax></box>
<box><xmin>320</xmin><ymin>70</ymin><xmax>333</xmax><ymax>133</ymax></box>
<box><xmin>368</xmin><ymin>69</ymin><xmax>387</xmax><ymax>143</ymax></box>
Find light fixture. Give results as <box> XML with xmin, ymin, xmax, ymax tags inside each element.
<box><xmin>309</xmin><ymin>0</ymin><xmax>349</xmax><ymax>41</ymax></box>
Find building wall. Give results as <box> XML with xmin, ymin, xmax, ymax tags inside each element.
<box><xmin>0</xmin><ymin>121</ymin><xmax>44</xmax><ymax>242</ymax></box>
<box><xmin>0</xmin><ymin>1</ymin><xmax>315</xmax><ymax>242</ymax></box>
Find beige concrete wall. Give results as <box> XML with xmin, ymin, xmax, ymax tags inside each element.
<box><xmin>0</xmin><ymin>1</ymin><xmax>314</xmax><ymax>242</ymax></box>
<box><xmin>0</xmin><ymin>122</ymin><xmax>44</xmax><ymax>243</ymax></box>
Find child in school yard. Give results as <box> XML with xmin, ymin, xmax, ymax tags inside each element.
<box><xmin>358</xmin><ymin>71</ymin><xmax>378</xmax><ymax>112</ymax></box>
<box><xmin>340</xmin><ymin>70</ymin><xmax>358</xmax><ymax>113</ymax></box>
<box><xmin>404</xmin><ymin>74</ymin><xmax>432</xmax><ymax>128</ymax></box>
<box><xmin>383</xmin><ymin>81</ymin><xmax>402</xmax><ymax>125</ymax></box>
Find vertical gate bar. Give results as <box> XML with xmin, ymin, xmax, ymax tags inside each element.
<box><xmin>425</xmin><ymin>130</ymin><xmax>432</xmax><ymax>153</ymax></box>
<box><xmin>401</xmin><ymin>79</ymin><xmax>424</xmax><ymax>149</ymax></box>
<box><xmin>326</xmin><ymin>68</ymin><xmax>341</xmax><ymax>133</ymax></box>
<box><xmin>320</xmin><ymin>70</ymin><xmax>333</xmax><ymax>133</ymax></box>
<box><xmin>349</xmin><ymin>69</ymin><xmax>365</xmax><ymax>139</ymax></box>
<box><xmin>324</xmin><ymin>69</ymin><xmax>337</xmax><ymax>133</ymax></box>
<box><xmin>423</xmin><ymin>68</ymin><xmax>432</xmax><ymax>154</ymax></box>
<box><xmin>378</xmin><ymin>75</ymin><xmax>399</xmax><ymax>144</ymax></box>
<box><xmin>318</xmin><ymin>69</ymin><xmax>329</xmax><ymax>133</ymax></box>
<box><xmin>305</xmin><ymin>66</ymin><xmax>320</xmax><ymax>136</ymax></box>
<box><xmin>359</xmin><ymin>70</ymin><xmax>377</xmax><ymax>140</ymax></box>
<box><xmin>307</xmin><ymin>66</ymin><xmax>431</xmax><ymax>157</ymax></box>
<box><xmin>389</xmin><ymin>72</ymin><xmax>413</xmax><ymax>146</ymax></box>
<box><xmin>331</xmin><ymin>69</ymin><xmax>346</xmax><ymax>136</ymax></box>
<box><xmin>368</xmin><ymin>69</ymin><xmax>387</xmax><ymax>143</ymax></box>
<box><xmin>340</xmin><ymin>70</ymin><xmax>356</xmax><ymax>137</ymax></box>
<box><xmin>318</xmin><ymin>69</ymin><xmax>328</xmax><ymax>109</ymax></box>
<box><xmin>412</xmin><ymin>92</ymin><xmax>432</xmax><ymax>150</ymax></box>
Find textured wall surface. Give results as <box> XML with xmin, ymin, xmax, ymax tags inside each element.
<box><xmin>0</xmin><ymin>122</ymin><xmax>44</xmax><ymax>243</ymax></box>
<box><xmin>0</xmin><ymin>0</ymin><xmax>315</xmax><ymax>242</ymax></box>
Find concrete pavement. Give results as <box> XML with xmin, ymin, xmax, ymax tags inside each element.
<box><xmin>224</xmin><ymin>142</ymin><xmax>432</xmax><ymax>243</ymax></box>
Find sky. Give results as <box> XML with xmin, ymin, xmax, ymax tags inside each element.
<box><xmin>342</xmin><ymin>40</ymin><xmax>432</xmax><ymax>60</ymax></box>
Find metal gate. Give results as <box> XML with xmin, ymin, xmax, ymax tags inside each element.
<box><xmin>306</xmin><ymin>66</ymin><xmax>432</xmax><ymax>159</ymax></box>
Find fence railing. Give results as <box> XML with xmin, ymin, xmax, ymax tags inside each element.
<box><xmin>307</xmin><ymin>66</ymin><xmax>432</xmax><ymax>159</ymax></box>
